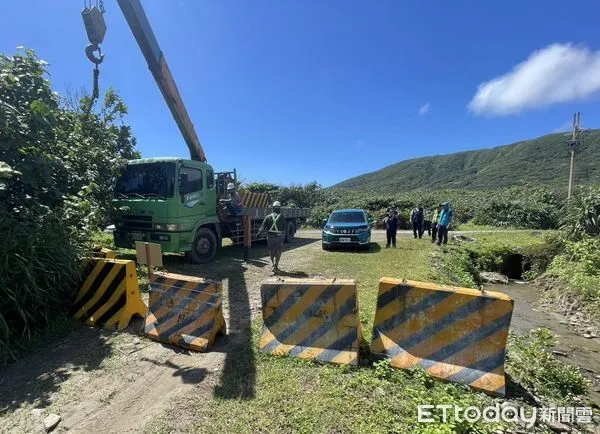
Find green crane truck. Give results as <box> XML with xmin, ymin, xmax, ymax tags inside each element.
<box><xmin>112</xmin><ymin>159</ymin><xmax>309</xmax><ymax>263</ymax></box>
<box><xmin>83</xmin><ymin>1</ymin><xmax>309</xmax><ymax>263</ymax></box>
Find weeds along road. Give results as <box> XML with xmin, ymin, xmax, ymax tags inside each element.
<box><xmin>1</xmin><ymin>229</ymin><xmax>599</xmax><ymax>433</ymax></box>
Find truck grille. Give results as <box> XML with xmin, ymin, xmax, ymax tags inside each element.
<box><xmin>121</xmin><ymin>215</ymin><xmax>152</xmax><ymax>230</ymax></box>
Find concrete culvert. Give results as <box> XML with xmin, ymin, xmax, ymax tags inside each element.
<box><xmin>501</xmin><ymin>253</ymin><xmax>529</xmax><ymax>280</ymax></box>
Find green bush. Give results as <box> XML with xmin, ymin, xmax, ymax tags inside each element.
<box><xmin>560</xmin><ymin>186</ymin><xmax>600</xmax><ymax>239</ymax></box>
<box><xmin>434</xmin><ymin>249</ymin><xmax>479</xmax><ymax>288</ymax></box>
<box><xmin>472</xmin><ymin>185</ymin><xmax>559</xmax><ymax>229</ymax></box>
<box><xmin>294</xmin><ymin>184</ymin><xmax>560</xmax><ymax>229</ymax></box>
<box><xmin>545</xmin><ymin>237</ymin><xmax>600</xmax><ymax>309</ymax></box>
<box><xmin>0</xmin><ymin>49</ymin><xmax>138</xmax><ymax>361</ymax></box>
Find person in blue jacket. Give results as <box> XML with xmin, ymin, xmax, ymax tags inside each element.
<box><xmin>436</xmin><ymin>201</ymin><xmax>453</xmax><ymax>246</ymax></box>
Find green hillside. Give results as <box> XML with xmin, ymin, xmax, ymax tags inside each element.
<box><xmin>333</xmin><ymin>130</ymin><xmax>600</xmax><ymax>192</ymax></box>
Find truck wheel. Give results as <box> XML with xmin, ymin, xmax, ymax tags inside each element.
<box><xmin>285</xmin><ymin>221</ymin><xmax>296</xmax><ymax>243</ymax></box>
<box><xmin>189</xmin><ymin>227</ymin><xmax>218</xmax><ymax>264</ymax></box>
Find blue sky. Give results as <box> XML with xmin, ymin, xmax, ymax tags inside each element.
<box><xmin>2</xmin><ymin>1</ymin><xmax>600</xmax><ymax>186</ymax></box>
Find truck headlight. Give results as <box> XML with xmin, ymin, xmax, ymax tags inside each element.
<box><xmin>154</xmin><ymin>224</ymin><xmax>179</xmax><ymax>231</ymax></box>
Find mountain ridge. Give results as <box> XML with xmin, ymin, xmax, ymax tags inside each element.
<box><xmin>332</xmin><ymin>130</ymin><xmax>600</xmax><ymax>192</ymax></box>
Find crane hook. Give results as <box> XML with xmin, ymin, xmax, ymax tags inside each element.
<box><xmin>86</xmin><ymin>44</ymin><xmax>104</xmax><ymax>65</ymax></box>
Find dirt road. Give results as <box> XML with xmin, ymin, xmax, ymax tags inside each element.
<box><xmin>1</xmin><ymin>230</ymin><xmax>598</xmax><ymax>433</ymax></box>
<box><xmin>0</xmin><ymin>233</ymin><xmax>320</xmax><ymax>433</ymax></box>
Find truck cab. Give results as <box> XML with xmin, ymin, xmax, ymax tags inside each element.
<box><xmin>113</xmin><ymin>157</ymin><xmax>220</xmax><ymax>261</ymax></box>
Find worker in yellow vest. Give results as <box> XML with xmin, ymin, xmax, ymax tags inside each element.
<box><xmin>258</xmin><ymin>201</ymin><xmax>286</xmax><ymax>273</ymax></box>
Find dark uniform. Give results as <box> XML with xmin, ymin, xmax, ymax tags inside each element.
<box><xmin>259</xmin><ymin>207</ymin><xmax>286</xmax><ymax>271</ymax></box>
<box><xmin>410</xmin><ymin>207</ymin><xmax>425</xmax><ymax>239</ymax></box>
<box><xmin>385</xmin><ymin>210</ymin><xmax>398</xmax><ymax>248</ymax></box>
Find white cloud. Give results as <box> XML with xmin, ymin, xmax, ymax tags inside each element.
<box><xmin>468</xmin><ymin>43</ymin><xmax>600</xmax><ymax>116</ymax></box>
<box><xmin>419</xmin><ymin>103</ymin><xmax>431</xmax><ymax>116</ymax></box>
<box><xmin>354</xmin><ymin>139</ymin><xmax>367</xmax><ymax>149</ymax></box>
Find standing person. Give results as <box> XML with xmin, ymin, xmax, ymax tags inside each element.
<box><xmin>410</xmin><ymin>205</ymin><xmax>425</xmax><ymax>239</ymax></box>
<box><xmin>431</xmin><ymin>204</ymin><xmax>441</xmax><ymax>243</ymax></box>
<box><xmin>257</xmin><ymin>201</ymin><xmax>286</xmax><ymax>273</ymax></box>
<box><xmin>418</xmin><ymin>205</ymin><xmax>425</xmax><ymax>238</ymax></box>
<box><xmin>384</xmin><ymin>207</ymin><xmax>399</xmax><ymax>248</ymax></box>
<box><xmin>437</xmin><ymin>201</ymin><xmax>453</xmax><ymax>246</ymax></box>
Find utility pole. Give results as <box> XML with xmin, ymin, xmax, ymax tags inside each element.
<box><xmin>567</xmin><ymin>112</ymin><xmax>581</xmax><ymax>199</ymax></box>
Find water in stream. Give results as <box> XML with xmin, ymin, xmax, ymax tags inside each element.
<box><xmin>488</xmin><ymin>282</ymin><xmax>600</xmax><ymax>406</ymax></box>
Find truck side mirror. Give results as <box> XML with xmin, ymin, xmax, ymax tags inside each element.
<box><xmin>322</xmin><ymin>218</ymin><xmax>327</xmax><ymax>227</ymax></box>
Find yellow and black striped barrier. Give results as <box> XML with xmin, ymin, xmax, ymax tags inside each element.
<box><xmin>241</xmin><ymin>191</ymin><xmax>269</xmax><ymax>209</ymax></box>
<box><xmin>370</xmin><ymin>277</ymin><xmax>513</xmax><ymax>396</ymax></box>
<box><xmin>73</xmin><ymin>258</ymin><xmax>147</xmax><ymax>330</ymax></box>
<box><xmin>144</xmin><ymin>272</ymin><xmax>226</xmax><ymax>352</ymax></box>
<box><xmin>260</xmin><ymin>278</ymin><xmax>362</xmax><ymax>365</ymax></box>
<box><xmin>87</xmin><ymin>247</ymin><xmax>117</xmax><ymax>259</ymax></box>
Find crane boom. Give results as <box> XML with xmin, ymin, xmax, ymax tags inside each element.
<box><xmin>116</xmin><ymin>0</ymin><xmax>207</xmax><ymax>162</ymax></box>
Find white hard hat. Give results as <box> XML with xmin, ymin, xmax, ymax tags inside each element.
<box><xmin>227</xmin><ymin>183</ymin><xmax>235</xmax><ymax>190</ymax></box>
<box><xmin>272</xmin><ymin>201</ymin><xmax>281</xmax><ymax>207</ymax></box>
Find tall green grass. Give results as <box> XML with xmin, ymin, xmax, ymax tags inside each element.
<box><xmin>0</xmin><ymin>213</ymin><xmax>80</xmax><ymax>363</ymax></box>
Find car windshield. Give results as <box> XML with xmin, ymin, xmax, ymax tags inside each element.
<box><xmin>115</xmin><ymin>163</ymin><xmax>176</xmax><ymax>198</ymax></box>
<box><xmin>329</xmin><ymin>211</ymin><xmax>366</xmax><ymax>223</ymax></box>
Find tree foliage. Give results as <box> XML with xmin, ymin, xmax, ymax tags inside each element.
<box><xmin>241</xmin><ymin>181</ymin><xmax>324</xmax><ymax>209</ymax></box>
<box><xmin>0</xmin><ymin>49</ymin><xmax>138</xmax><ymax>360</ymax></box>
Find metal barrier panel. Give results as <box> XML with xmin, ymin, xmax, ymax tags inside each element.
<box><xmin>145</xmin><ymin>272</ymin><xmax>226</xmax><ymax>352</ymax></box>
<box><xmin>260</xmin><ymin>278</ymin><xmax>362</xmax><ymax>365</ymax></box>
<box><xmin>74</xmin><ymin>258</ymin><xmax>146</xmax><ymax>330</ymax></box>
<box><xmin>371</xmin><ymin>278</ymin><xmax>513</xmax><ymax>395</ymax></box>
<box><xmin>241</xmin><ymin>191</ymin><xmax>269</xmax><ymax>209</ymax></box>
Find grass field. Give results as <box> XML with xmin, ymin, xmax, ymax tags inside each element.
<box><xmin>76</xmin><ymin>230</ymin><xmax>589</xmax><ymax>433</ymax></box>
<box><xmin>146</xmin><ymin>234</ymin><xmax>543</xmax><ymax>434</ymax></box>
<box><xmin>4</xmin><ymin>230</ymin><xmax>590</xmax><ymax>433</ymax></box>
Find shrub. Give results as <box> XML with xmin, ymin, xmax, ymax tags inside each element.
<box><xmin>472</xmin><ymin>186</ymin><xmax>559</xmax><ymax>229</ymax></box>
<box><xmin>545</xmin><ymin>237</ymin><xmax>600</xmax><ymax>307</ymax></box>
<box><xmin>0</xmin><ymin>49</ymin><xmax>138</xmax><ymax>361</ymax></box>
<box><xmin>560</xmin><ymin>186</ymin><xmax>600</xmax><ymax>239</ymax></box>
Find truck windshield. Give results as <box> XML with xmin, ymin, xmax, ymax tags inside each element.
<box><xmin>115</xmin><ymin>163</ymin><xmax>176</xmax><ymax>198</ymax></box>
<box><xmin>329</xmin><ymin>211</ymin><xmax>366</xmax><ymax>223</ymax></box>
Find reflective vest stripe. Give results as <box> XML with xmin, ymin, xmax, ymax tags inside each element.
<box><xmin>269</xmin><ymin>214</ymin><xmax>282</xmax><ymax>233</ymax></box>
